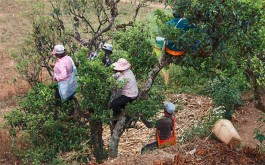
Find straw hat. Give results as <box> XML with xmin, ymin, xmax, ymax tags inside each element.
<box><xmin>112</xmin><ymin>58</ymin><xmax>131</xmax><ymax>71</ymax></box>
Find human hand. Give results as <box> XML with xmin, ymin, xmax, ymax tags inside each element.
<box><xmin>113</xmin><ymin>72</ymin><xmax>121</xmax><ymax>79</ymax></box>
<box><xmin>50</xmin><ymin>63</ymin><xmax>55</xmax><ymax>67</ymax></box>
<box><xmin>53</xmin><ymin>77</ymin><xmax>57</xmax><ymax>82</ymax></box>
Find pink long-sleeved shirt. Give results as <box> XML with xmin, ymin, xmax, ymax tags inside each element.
<box><xmin>115</xmin><ymin>69</ymin><xmax>138</xmax><ymax>98</ymax></box>
<box><xmin>54</xmin><ymin>55</ymin><xmax>73</xmax><ymax>82</ymax></box>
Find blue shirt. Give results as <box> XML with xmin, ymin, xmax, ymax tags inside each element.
<box><xmin>165</xmin><ymin>18</ymin><xmax>195</xmax><ymax>51</ymax></box>
<box><xmin>166</xmin><ymin>18</ymin><xmax>193</xmax><ymax>32</ymax></box>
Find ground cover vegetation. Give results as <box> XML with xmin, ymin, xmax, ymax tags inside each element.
<box><xmin>3</xmin><ymin>0</ymin><xmax>265</xmax><ymax>164</ymax></box>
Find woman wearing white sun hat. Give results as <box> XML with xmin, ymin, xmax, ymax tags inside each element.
<box><xmin>51</xmin><ymin>44</ymin><xmax>78</xmax><ymax>101</ymax></box>
<box><xmin>110</xmin><ymin>58</ymin><xmax>138</xmax><ymax>123</ymax></box>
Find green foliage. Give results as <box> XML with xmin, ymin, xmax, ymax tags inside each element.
<box><xmin>7</xmin><ymin>0</ymin><xmax>265</xmax><ymax>162</ymax></box>
<box><xmin>254</xmin><ymin>128</ymin><xmax>265</xmax><ymax>145</ymax></box>
<box><xmin>8</xmin><ymin>0</ymin><xmax>171</xmax><ymax>163</ymax></box>
<box><xmin>254</xmin><ymin>115</ymin><xmax>265</xmax><ymax>146</ymax></box>
<box><xmin>249</xmin><ymin>56</ymin><xmax>265</xmax><ymax>86</ymax></box>
<box><xmin>165</xmin><ymin>0</ymin><xmax>265</xmax><ymax>77</ymax></box>
<box><xmin>155</xmin><ymin>9</ymin><xmax>203</xmax><ymax>58</ymax></box>
<box><xmin>180</xmin><ymin>106</ymin><xmax>225</xmax><ymax>143</ymax></box>
<box><xmin>11</xmin><ymin>5</ymin><xmax>77</xmax><ymax>86</ymax></box>
<box><xmin>113</xmin><ymin>22</ymin><xmax>158</xmax><ymax>80</ymax></box>
<box><xmin>76</xmin><ymin>47</ymin><xmax>114</xmax><ymax>121</ymax></box>
<box><xmin>4</xmin><ymin>83</ymin><xmax>90</xmax><ymax>164</ymax></box>
<box><xmin>161</xmin><ymin>64</ymin><xmax>208</xmax><ymax>94</ymax></box>
<box><xmin>154</xmin><ymin>9</ymin><xmax>172</xmax><ymax>26</ymax></box>
<box><xmin>125</xmin><ymin>88</ymin><xmax>165</xmax><ymax>119</ymax></box>
<box><xmin>11</xmin><ymin>36</ymin><xmax>45</xmax><ymax>85</ymax></box>
<box><xmin>202</xmin><ymin>77</ymin><xmax>246</xmax><ymax>119</ymax></box>
<box><xmin>4</xmin><ymin>109</ymin><xmax>26</xmax><ymax>136</ymax></box>
<box><xmin>154</xmin><ymin>8</ymin><xmax>251</xmax><ymax>118</ymax></box>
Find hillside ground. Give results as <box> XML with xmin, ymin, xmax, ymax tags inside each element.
<box><xmin>99</xmin><ymin>94</ymin><xmax>265</xmax><ymax>165</ymax></box>
<box><xmin>1</xmin><ymin>0</ymin><xmax>265</xmax><ymax>164</ymax></box>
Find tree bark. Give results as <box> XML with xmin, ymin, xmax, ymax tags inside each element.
<box><xmin>90</xmin><ymin>119</ymin><xmax>107</xmax><ymax>163</ymax></box>
<box><xmin>138</xmin><ymin>52</ymin><xmax>174</xmax><ymax>99</ymax></box>
<box><xmin>245</xmin><ymin>68</ymin><xmax>265</xmax><ymax>112</ymax></box>
<box><xmin>253</xmin><ymin>77</ymin><xmax>265</xmax><ymax>112</ymax></box>
<box><xmin>109</xmin><ymin>115</ymin><xmax>127</xmax><ymax>158</ymax></box>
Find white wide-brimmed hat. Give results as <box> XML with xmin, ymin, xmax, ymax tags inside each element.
<box><xmin>52</xmin><ymin>44</ymin><xmax>65</xmax><ymax>55</ymax></box>
<box><xmin>112</xmin><ymin>58</ymin><xmax>131</xmax><ymax>71</ymax></box>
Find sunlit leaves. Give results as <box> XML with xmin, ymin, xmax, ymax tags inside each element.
<box><xmin>113</xmin><ymin>22</ymin><xmax>158</xmax><ymax>80</ymax></box>
<box><xmin>76</xmin><ymin>47</ymin><xmax>114</xmax><ymax>119</ymax></box>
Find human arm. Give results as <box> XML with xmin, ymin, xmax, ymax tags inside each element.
<box><xmin>115</xmin><ymin>73</ymin><xmax>129</xmax><ymax>89</ymax></box>
<box><xmin>50</xmin><ymin>63</ymin><xmax>55</xmax><ymax>67</ymax></box>
<box><xmin>113</xmin><ymin>72</ymin><xmax>122</xmax><ymax>79</ymax></box>
<box><xmin>141</xmin><ymin>117</ymin><xmax>156</xmax><ymax>128</ymax></box>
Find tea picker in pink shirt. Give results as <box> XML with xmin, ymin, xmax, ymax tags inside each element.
<box><xmin>50</xmin><ymin>44</ymin><xmax>78</xmax><ymax>116</ymax></box>
<box><xmin>110</xmin><ymin>58</ymin><xmax>139</xmax><ymax>125</ymax></box>
<box><xmin>49</xmin><ymin>45</ymin><xmax>79</xmax><ymax>118</ymax></box>
<box><xmin>52</xmin><ymin>45</ymin><xmax>73</xmax><ymax>82</ymax></box>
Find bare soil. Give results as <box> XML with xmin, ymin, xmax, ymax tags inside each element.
<box><xmin>101</xmin><ymin>141</ymin><xmax>265</xmax><ymax>165</ymax></box>
<box><xmin>1</xmin><ymin>1</ymin><xmax>265</xmax><ymax>165</ymax></box>
<box><xmin>235</xmin><ymin>98</ymin><xmax>264</xmax><ymax>149</ymax></box>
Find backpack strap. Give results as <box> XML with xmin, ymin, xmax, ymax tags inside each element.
<box><xmin>174</xmin><ymin>18</ymin><xmax>183</xmax><ymax>28</ymax></box>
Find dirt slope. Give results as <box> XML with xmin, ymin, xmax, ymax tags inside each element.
<box><xmin>0</xmin><ymin>0</ymin><xmax>30</xmax><ymax>107</ymax></box>
<box><xmin>99</xmin><ymin>95</ymin><xmax>265</xmax><ymax>165</ymax></box>
<box><xmin>101</xmin><ymin>140</ymin><xmax>265</xmax><ymax>165</ymax></box>
<box><xmin>0</xmin><ymin>1</ymin><xmax>32</xmax><ymax>163</ymax></box>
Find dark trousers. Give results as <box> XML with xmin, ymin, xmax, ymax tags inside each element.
<box><xmin>141</xmin><ymin>141</ymin><xmax>158</xmax><ymax>154</ymax></box>
<box><xmin>110</xmin><ymin>95</ymin><xmax>134</xmax><ymax>117</ymax></box>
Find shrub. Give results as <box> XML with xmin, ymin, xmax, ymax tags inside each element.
<box><xmin>180</xmin><ymin>106</ymin><xmax>225</xmax><ymax>143</ymax></box>
<box><xmin>254</xmin><ymin>115</ymin><xmax>265</xmax><ymax>152</ymax></box>
<box><xmin>4</xmin><ymin>83</ymin><xmax>90</xmax><ymax>164</ymax></box>
<box><xmin>202</xmin><ymin>77</ymin><xmax>246</xmax><ymax>119</ymax></box>
<box><xmin>113</xmin><ymin>22</ymin><xmax>158</xmax><ymax>80</ymax></box>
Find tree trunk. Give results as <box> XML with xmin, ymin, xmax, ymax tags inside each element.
<box><xmin>253</xmin><ymin>77</ymin><xmax>265</xmax><ymax>112</ymax></box>
<box><xmin>245</xmin><ymin>68</ymin><xmax>265</xmax><ymax>112</ymax></box>
<box><xmin>90</xmin><ymin>119</ymin><xmax>107</xmax><ymax>163</ymax></box>
<box><xmin>138</xmin><ymin>53</ymin><xmax>173</xmax><ymax>99</ymax></box>
<box><xmin>109</xmin><ymin>115</ymin><xmax>127</xmax><ymax>158</ymax></box>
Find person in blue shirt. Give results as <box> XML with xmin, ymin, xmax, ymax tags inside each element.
<box><xmin>164</xmin><ymin>12</ymin><xmax>195</xmax><ymax>56</ymax></box>
<box><xmin>167</xmin><ymin>12</ymin><xmax>194</xmax><ymax>32</ymax></box>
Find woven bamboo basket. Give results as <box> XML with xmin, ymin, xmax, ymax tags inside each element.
<box><xmin>212</xmin><ymin>119</ymin><xmax>241</xmax><ymax>146</ymax></box>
